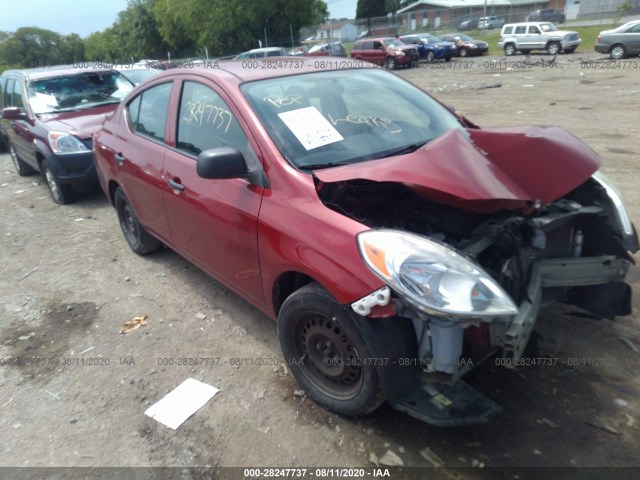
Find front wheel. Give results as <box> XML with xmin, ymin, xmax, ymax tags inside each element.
<box><xmin>278</xmin><ymin>283</ymin><xmax>385</xmax><ymax>417</ymax></box>
<box><xmin>504</xmin><ymin>44</ymin><xmax>516</xmax><ymax>56</ymax></box>
<box><xmin>384</xmin><ymin>57</ymin><xmax>396</xmax><ymax>70</ymax></box>
<box><xmin>114</xmin><ymin>188</ymin><xmax>161</xmax><ymax>255</ymax></box>
<box><xmin>42</xmin><ymin>159</ymin><xmax>77</xmax><ymax>204</ymax></box>
<box><xmin>459</xmin><ymin>48</ymin><xmax>468</xmax><ymax>58</ymax></box>
<box><xmin>425</xmin><ymin>51</ymin><xmax>435</xmax><ymax>63</ymax></box>
<box><xmin>547</xmin><ymin>42</ymin><xmax>560</xmax><ymax>55</ymax></box>
<box><xmin>610</xmin><ymin>44</ymin><xmax>626</xmax><ymax>60</ymax></box>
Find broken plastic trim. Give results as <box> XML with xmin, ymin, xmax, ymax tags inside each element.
<box><xmin>351</xmin><ymin>286</ymin><xmax>391</xmax><ymax>316</ymax></box>
<box><xmin>491</xmin><ymin>255</ymin><xmax>631</xmax><ymax>363</ymax></box>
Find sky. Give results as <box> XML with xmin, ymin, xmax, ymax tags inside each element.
<box><xmin>0</xmin><ymin>0</ymin><xmax>359</xmax><ymax>38</ymax></box>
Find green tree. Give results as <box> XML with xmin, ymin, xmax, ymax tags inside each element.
<box><xmin>356</xmin><ymin>0</ymin><xmax>387</xmax><ymax>19</ymax></box>
<box><xmin>0</xmin><ymin>27</ymin><xmax>65</xmax><ymax>68</ymax></box>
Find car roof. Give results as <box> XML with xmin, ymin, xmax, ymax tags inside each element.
<box><xmin>2</xmin><ymin>64</ymin><xmax>116</xmax><ymax>81</ymax></box>
<box><xmin>358</xmin><ymin>37</ymin><xmax>398</xmax><ymax>42</ymax></box>
<box><xmin>146</xmin><ymin>57</ymin><xmax>377</xmax><ymax>86</ymax></box>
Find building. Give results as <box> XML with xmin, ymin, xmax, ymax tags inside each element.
<box><xmin>316</xmin><ymin>21</ymin><xmax>358</xmax><ymax>41</ymax></box>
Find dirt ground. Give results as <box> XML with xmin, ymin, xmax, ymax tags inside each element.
<box><xmin>1</xmin><ymin>52</ymin><xmax>639</xmax><ymax>479</ymax></box>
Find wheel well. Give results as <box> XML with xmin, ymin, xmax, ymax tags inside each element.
<box><xmin>35</xmin><ymin>151</ymin><xmax>45</xmax><ymax>172</ymax></box>
<box><xmin>272</xmin><ymin>271</ymin><xmax>315</xmax><ymax>316</ymax></box>
<box><xmin>107</xmin><ymin>180</ymin><xmax>120</xmax><ymax>206</ymax></box>
<box><xmin>610</xmin><ymin>43</ymin><xmax>624</xmax><ymax>51</ymax></box>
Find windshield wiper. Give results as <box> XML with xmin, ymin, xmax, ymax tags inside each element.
<box><xmin>376</xmin><ymin>141</ymin><xmax>429</xmax><ymax>159</ymax></box>
<box><xmin>298</xmin><ymin>161</ymin><xmax>352</xmax><ymax>171</ymax></box>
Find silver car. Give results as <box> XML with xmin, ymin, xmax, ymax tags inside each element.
<box><xmin>595</xmin><ymin>20</ymin><xmax>640</xmax><ymax>59</ymax></box>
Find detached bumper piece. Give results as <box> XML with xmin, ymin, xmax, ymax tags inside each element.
<box><xmin>391</xmin><ymin>380</ymin><xmax>502</xmax><ymax>426</ymax></box>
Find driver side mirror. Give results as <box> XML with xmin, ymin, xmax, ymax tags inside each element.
<box><xmin>196</xmin><ymin>147</ymin><xmax>269</xmax><ymax>188</ymax></box>
<box><xmin>2</xmin><ymin>107</ymin><xmax>25</xmax><ymax>121</ymax></box>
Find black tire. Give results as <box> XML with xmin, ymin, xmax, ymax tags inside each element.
<box><xmin>384</xmin><ymin>57</ymin><xmax>396</xmax><ymax>70</ymax></box>
<box><xmin>610</xmin><ymin>44</ymin><xmax>626</xmax><ymax>60</ymax></box>
<box><xmin>459</xmin><ymin>48</ymin><xmax>468</xmax><ymax>58</ymax></box>
<box><xmin>42</xmin><ymin>159</ymin><xmax>77</xmax><ymax>204</ymax></box>
<box><xmin>114</xmin><ymin>187</ymin><xmax>161</xmax><ymax>255</ymax></box>
<box><xmin>445</xmin><ymin>55</ymin><xmax>452</xmax><ymax>62</ymax></box>
<box><xmin>425</xmin><ymin>51</ymin><xmax>435</xmax><ymax>63</ymax></box>
<box><xmin>278</xmin><ymin>283</ymin><xmax>385</xmax><ymax>417</ymax></box>
<box><xmin>504</xmin><ymin>44</ymin><xmax>516</xmax><ymax>56</ymax></box>
<box><xmin>8</xmin><ymin>141</ymin><xmax>35</xmax><ymax>176</ymax></box>
<box><xmin>546</xmin><ymin>41</ymin><xmax>560</xmax><ymax>55</ymax></box>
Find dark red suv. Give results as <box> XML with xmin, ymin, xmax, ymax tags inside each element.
<box><xmin>0</xmin><ymin>66</ymin><xmax>133</xmax><ymax>203</ymax></box>
<box><xmin>350</xmin><ymin>37</ymin><xmax>419</xmax><ymax>69</ymax></box>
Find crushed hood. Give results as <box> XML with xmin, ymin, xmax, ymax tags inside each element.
<box><xmin>314</xmin><ymin>126</ymin><xmax>601</xmax><ymax>213</ymax></box>
<box><xmin>38</xmin><ymin>104</ymin><xmax>118</xmax><ymax>140</ymax></box>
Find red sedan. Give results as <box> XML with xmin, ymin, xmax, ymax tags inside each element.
<box><xmin>94</xmin><ymin>58</ymin><xmax>637</xmax><ymax>426</ymax></box>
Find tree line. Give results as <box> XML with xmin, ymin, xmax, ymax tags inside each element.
<box><xmin>0</xmin><ymin>0</ymin><xmax>328</xmax><ymax>70</ymax></box>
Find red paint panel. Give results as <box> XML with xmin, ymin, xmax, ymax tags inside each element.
<box><xmin>315</xmin><ymin>126</ymin><xmax>601</xmax><ymax>213</ymax></box>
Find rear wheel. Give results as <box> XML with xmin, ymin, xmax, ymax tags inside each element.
<box><xmin>42</xmin><ymin>159</ymin><xmax>77</xmax><ymax>204</ymax></box>
<box><xmin>504</xmin><ymin>44</ymin><xmax>516</xmax><ymax>56</ymax></box>
<box><xmin>610</xmin><ymin>44</ymin><xmax>626</xmax><ymax>60</ymax></box>
<box><xmin>9</xmin><ymin>142</ymin><xmax>35</xmax><ymax>176</ymax></box>
<box><xmin>459</xmin><ymin>48</ymin><xmax>468</xmax><ymax>58</ymax></box>
<box><xmin>114</xmin><ymin>187</ymin><xmax>161</xmax><ymax>255</ymax></box>
<box><xmin>278</xmin><ymin>283</ymin><xmax>385</xmax><ymax>417</ymax></box>
<box><xmin>547</xmin><ymin>42</ymin><xmax>560</xmax><ymax>55</ymax></box>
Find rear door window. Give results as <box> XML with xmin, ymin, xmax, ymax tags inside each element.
<box><xmin>126</xmin><ymin>82</ymin><xmax>172</xmax><ymax>142</ymax></box>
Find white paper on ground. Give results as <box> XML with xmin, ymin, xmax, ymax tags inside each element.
<box><xmin>277</xmin><ymin>106</ymin><xmax>344</xmax><ymax>151</ymax></box>
<box><xmin>144</xmin><ymin>378</ymin><xmax>219</xmax><ymax>429</ymax></box>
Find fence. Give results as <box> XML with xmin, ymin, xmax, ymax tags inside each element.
<box><xmin>299</xmin><ymin>0</ymin><xmax>640</xmax><ymax>43</ymax></box>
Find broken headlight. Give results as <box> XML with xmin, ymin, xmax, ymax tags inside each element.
<box><xmin>592</xmin><ymin>171</ymin><xmax>638</xmax><ymax>251</ymax></box>
<box><xmin>357</xmin><ymin>230</ymin><xmax>518</xmax><ymax>318</ymax></box>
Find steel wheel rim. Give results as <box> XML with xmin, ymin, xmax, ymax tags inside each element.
<box><xmin>294</xmin><ymin>313</ymin><xmax>363</xmax><ymax>399</ymax></box>
<box><xmin>121</xmin><ymin>203</ymin><xmax>138</xmax><ymax>245</ymax></box>
<box><xmin>44</xmin><ymin>167</ymin><xmax>61</xmax><ymax>202</ymax></box>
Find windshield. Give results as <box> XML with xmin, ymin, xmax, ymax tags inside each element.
<box><xmin>27</xmin><ymin>71</ymin><xmax>132</xmax><ymax>114</ymax></box>
<box><xmin>308</xmin><ymin>44</ymin><xmax>327</xmax><ymax>53</ymax></box>
<box><xmin>423</xmin><ymin>35</ymin><xmax>443</xmax><ymax>43</ymax></box>
<box><xmin>117</xmin><ymin>68</ymin><xmax>156</xmax><ymax>85</ymax></box>
<box><xmin>383</xmin><ymin>39</ymin><xmax>405</xmax><ymax>48</ymax></box>
<box><xmin>539</xmin><ymin>23</ymin><xmax>557</xmax><ymax>32</ymax></box>
<box><xmin>454</xmin><ymin>34</ymin><xmax>472</xmax><ymax>41</ymax></box>
<box><xmin>241</xmin><ymin>69</ymin><xmax>463</xmax><ymax>170</ymax></box>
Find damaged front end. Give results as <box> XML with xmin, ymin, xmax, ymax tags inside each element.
<box><xmin>315</xmin><ymin>126</ymin><xmax>638</xmax><ymax>426</ymax></box>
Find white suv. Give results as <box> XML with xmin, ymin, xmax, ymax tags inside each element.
<box><xmin>498</xmin><ymin>22</ymin><xmax>580</xmax><ymax>55</ymax></box>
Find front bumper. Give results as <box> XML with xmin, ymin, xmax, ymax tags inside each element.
<box><xmin>48</xmin><ymin>150</ymin><xmax>97</xmax><ymax>185</ymax></box>
<box><xmin>492</xmin><ymin>255</ymin><xmax>631</xmax><ymax>363</ymax></box>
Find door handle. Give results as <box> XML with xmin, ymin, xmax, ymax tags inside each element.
<box><xmin>167</xmin><ymin>178</ymin><xmax>185</xmax><ymax>192</ymax></box>
<box><xmin>114</xmin><ymin>152</ymin><xmax>125</xmax><ymax>165</ymax></box>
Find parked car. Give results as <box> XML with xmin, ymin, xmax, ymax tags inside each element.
<box><xmin>93</xmin><ymin>59</ymin><xmax>637</xmax><ymax>426</ymax></box>
<box><xmin>234</xmin><ymin>47</ymin><xmax>289</xmax><ymax>59</ymax></box>
<box><xmin>595</xmin><ymin>20</ymin><xmax>640</xmax><ymax>59</ymax></box>
<box><xmin>527</xmin><ymin>9</ymin><xmax>565</xmax><ymax>24</ymax></box>
<box><xmin>399</xmin><ymin>34</ymin><xmax>456</xmax><ymax>62</ymax></box>
<box><xmin>115</xmin><ymin>66</ymin><xmax>160</xmax><ymax>85</ymax></box>
<box><xmin>499</xmin><ymin>22</ymin><xmax>581</xmax><ymax>55</ymax></box>
<box><xmin>439</xmin><ymin>33</ymin><xmax>489</xmax><ymax>57</ymax></box>
<box><xmin>304</xmin><ymin>42</ymin><xmax>347</xmax><ymax>57</ymax></box>
<box><xmin>350</xmin><ymin>37</ymin><xmax>419</xmax><ymax>69</ymax></box>
<box><xmin>478</xmin><ymin>16</ymin><xmax>504</xmax><ymax>30</ymax></box>
<box><xmin>0</xmin><ymin>65</ymin><xmax>133</xmax><ymax>204</ymax></box>
<box><xmin>458</xmin><ymin>18</ymin><xmax>479</xmax><ymax>31</ymax></box>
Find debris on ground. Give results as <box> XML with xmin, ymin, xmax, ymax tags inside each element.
<box><xmin>420</xmin><ymin>446</ymin><xmax>445</xmax><ymax>467</ymax></box>
<box><xmin>379</xmin><ymin>450</ymin><xmax>404</xmax><ymax>466</ymax></box>
<box><xmin>119</xmin><ymin>315</ymin><xmax>148</xmax><ymax>334</ymax></box>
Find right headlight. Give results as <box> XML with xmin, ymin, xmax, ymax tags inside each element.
<box><xmin>48</xmin><ymin>131</ymin><xmax>88</xmax><ymax>154</ymax></box>
<box><xmin>357</xmin><ymin>230</ymin><xmax>518</xmax><ymax>319</ymax></box>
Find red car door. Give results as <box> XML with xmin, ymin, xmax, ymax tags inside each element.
<box><xmin>115</xmin><ymin>81</ymin><xmax>174</xmax><ymax>240</ymax></box>
<box><xmin>161</xmin><ymin>78</ymin><xmax>265</xmax><ymax>307</ymax></box>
